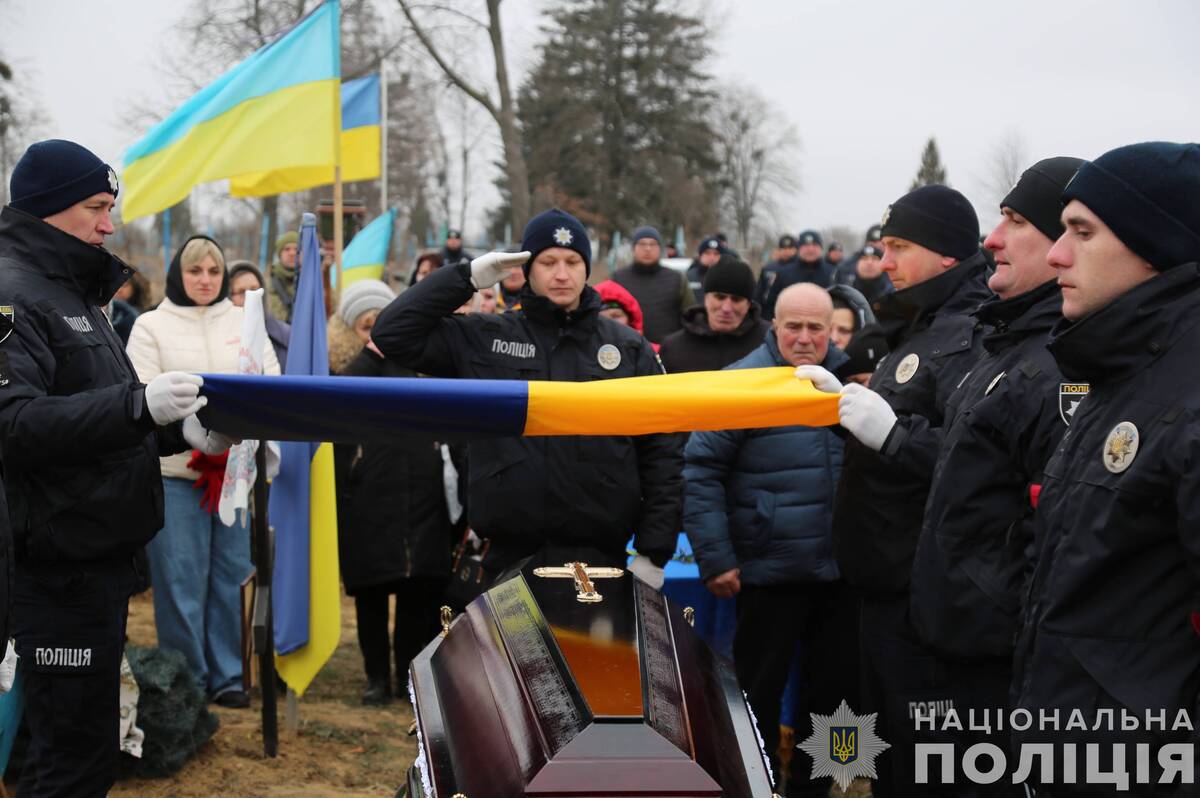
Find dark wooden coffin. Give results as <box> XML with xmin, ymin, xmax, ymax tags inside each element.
<box><xmin>405</xmin><ymin>561</ymin><xmax>774</xmax><ymax>798</ymax></box>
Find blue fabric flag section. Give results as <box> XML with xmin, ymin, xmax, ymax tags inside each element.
<box><xmin>268</xmin><ymin>214</ymin><xmax>328</xmax><ymax>657</ymax></box>
<box><xmin>199</xmin><ymin>373</ymin><xmax>530</xmax><ymax>441</ymax></box>
<box><xmin>340</xmin><ymin>73</ymin><xmax>381</xmax><ymax>128</ymax></box>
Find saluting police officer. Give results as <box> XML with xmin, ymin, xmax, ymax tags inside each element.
<box><xmin>902</xmin><ymin>157</ymin><xmax>1085</xmax><ymax>795</ymax></box>
<box><xmin>1011</xmin><ymin>142</ymin><xmax>1200</xmax><ymax>793</ymax></box>
<box><xmin>802</xmin><ymin>185</ymin><xmax>992</xmax><ymax>795</ymax></box>
<box><xmin>0</xmin><ymin>140</ymin><xmax>232</xmax><ymax>796</ymax></box>
<box><xmin>372</xmin><ymin>208</ymin><xmax>682</xmax><ymax>587</ymax></box>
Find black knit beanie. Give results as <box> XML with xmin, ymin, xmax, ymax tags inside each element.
<box><xmin>1061</xmin><ymin>141</ymin><xmax>1200</xmax><ymax>271</ymax></box>
<box><xmin>880</xmin><ymin>184</ymin><xmax>979</xmax><ymax>260</ymax></box>
<box><xmin>10</xmin><ymin>139</ymin><xmax>118</xmax><ymax>218</ymax></box>
<box><xmin>702</xmin><ymin>255</ymin><xmax>756</xmax><ymax>300</ymax></box>
<box><xmin>1000</xmin><ymin>156</ymin><xmax>1085</xmax><ymax>242</ymax></box>
<box><xmin>520</xmin><ymin>208</ymin><xmax>592</xmax><ymax>276</ymax></box>
<box><xmin>797</xmin><ymin>229</ymin><xmax>823</xmax><ymax>247</ymax></box>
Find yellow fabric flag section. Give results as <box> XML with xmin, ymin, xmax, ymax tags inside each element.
<box><xmin>122</xmin><ymin>80</ymin><xmax>339</xmax><ymax>221</ymax></box>
<box><xmin>229</xmin><ymin>123</ymin><xmax>380</xmax><ymax>197</ymax></box>
<box><xmin>524</xmin><ymin>367</ymin><xmax>840</xmax><ymax>436</ymax></box>
<box><xmin>274</xmin><ymin>441</ymin><xmax>340</xmax><ymax>698</ymax></box>
<box><xmin>342</xmin><ymin>265</ymin><xmax>384</xmax><ymax>287</ymax></box>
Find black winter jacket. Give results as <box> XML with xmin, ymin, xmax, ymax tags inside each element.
<box><xmin>832</xmin><ymin>252</ymin><xmax>991</xmax><ymax>593</ymax></box>
<box><xmin>658</xmin><ymin>304</ymin><xmax>768</xmax><ymax>374</ymax></box>
<box><xmin>334</xmin><ymin>348</ymin><xmax>455</xmax><ymax>593</ymax></box>
<box><xmin>611</xmin><ymin>262</ymin><xmax>695</xmax><ymax>344</ymax></box>
<box><xmin>909</xmin><ymin>280</ymin><xmax>1075</xmax><ymax>660</ymax></box>
<box><xmin>1012</xmin><ymin>265</ymin><xmax>1200</xmax><ymax>760</ymax></box>
<box><xmin>685</xmin><ymin>260</ymin><xmax>708</xmax><ymax>300</ymax></box>
<box><xmin>371</xmin><ymin>263</ymin><xmax>684</xmax><ymax>567</ymax></box>
<box><xmin>0</xmin><ymin>206</ymin><xmax>187</xmax><ymax>563</ymax></box>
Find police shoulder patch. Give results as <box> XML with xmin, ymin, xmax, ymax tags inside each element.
<box><xmin>0</xmin><ymin>304</ymin><xmax>13</xmax><ymax>345</ymax></box>
<box><xmin>1058</xmin><ymin>383</ymin><xmax>1089</xmax><ymax>426</ymax></box>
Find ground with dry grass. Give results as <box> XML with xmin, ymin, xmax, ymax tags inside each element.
<box><xmin>111</xmin><ymin>590</ymin><xmax>418</xmax><ymax>797</ymax></box>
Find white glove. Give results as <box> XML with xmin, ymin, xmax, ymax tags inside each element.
<box><xmin>838</xmin><ymin>383</ymin><xmax>897</xmax><ymax>452</ymax></box>
<box><xmin>470</xmin><ymin>251</ymin><xmax>530</xmax><ymax>290</ymax></box>
<box><xmin>182</xmin><ymin>414</ymin><xmax>238</xmax><ymax>455</ymax></box>
<box><xmin>795</xmin><ymin>364</ymin><xmax>843</xmax><ymax>393</ymax></box>
<box><xmin>628</xmin><ymin>555</ymin><xmax>665</xmax><ymax>590</ymax></box>
<box><xmin>145</xmin><ymin>372</ymin><xmax>205</xmax><ymax>425</ymax></box>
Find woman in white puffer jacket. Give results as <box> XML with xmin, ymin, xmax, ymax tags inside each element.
<box><xmin>127</xmin><ymin>235</ymin><xmax>280</xmax><ymax>708</ymax></box>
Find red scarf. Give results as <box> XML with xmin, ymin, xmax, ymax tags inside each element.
<box><xmin>188</xmin><ymin>450</ymin><xmax>229</xmax><ymax>515</ymax></box>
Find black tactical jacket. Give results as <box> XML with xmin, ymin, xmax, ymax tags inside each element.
<box><xmin>0</xmin><ymin>206</ymin><xmax>186</xmax><ymax>563</ymax></box>
<box><xmin>909</xmin><ymin>280</ymin><xmax>1076</xmax><ymax>660</ymax></box>
<box><xmin>658</xmin><ymin>303</ymin><xmax>768</xmax><ymax>374</ymax></box>
<box><xmin>1012</xmin><ymin>265</ymin><xmax>1200</xmax><ymax>755</ymax></box>
<box><xmin>371</xmin><ymin>262</ymin><xmax>683</xmax><ymax>566</ymax></box>
<box><xmin>832</xmin><ymin>252</ymin><xmax>991</xmax><ymax>593</ymax></box>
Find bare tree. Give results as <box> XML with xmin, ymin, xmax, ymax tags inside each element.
<box><xmin>981</xmin><ymin>128</ymin><xmax>1030</xmax><ymax>208</ymax></box>
<box><xmin>715</xmin><ymin>84</ymin><xmax>801</xmax><ymax>250</ymax></box>
<box><xmin>0</xmin><ymin>56</ymin><xmax>48</xmax><ymax>207</ymax></box>
<box><xmin>396</xmin><ymin>0</ymin><xmax>531</xmax><ymax>233</ymax></box>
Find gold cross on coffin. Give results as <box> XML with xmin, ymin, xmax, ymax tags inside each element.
<box><xmin>532</xmin><ymin>562</ymin><xmax>625</xmax><ymax>603</ymax></box>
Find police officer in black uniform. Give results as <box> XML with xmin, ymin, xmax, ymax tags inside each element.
<box><xmin>0</xmin><ymin>139</ymin><xmax>233</xmax><ymax>796</ymax></box>
<box><xmin>1011</xmin><ymin>142</ymin><xmax>1200</xmax><ymax>794</ymax></box>
<box><xmin>756</xmin><ymin>229</ymin><xmax>835</xmax><ymax>320</ymax></box>
<box><xmin>898</xmin><ymin>158</ymin><xmax>1084</xmax><ymax>796</ymax></box>
<box><xmin>441</xmin><ymin>228</ymin><xmax>472</xmax><ymax>271</ymax></box>
<box><xmin>372</xmin><ymin>208</ymin><xmax>682</xmax><ymax>588</ymax></box>
<box><xmin>802</xmin><ymin>185</ymin><xmax>991</xmax><ymax>795</ymax></box>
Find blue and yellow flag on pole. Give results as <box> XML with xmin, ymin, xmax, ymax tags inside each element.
<box><xmin>120</xmin><ymin>1</ymin><xmax>341</xmax><ymax>221</ymax></box>
<box><xmin>339</xmin><ymin>207</ymin><xmax>396</xmax><ymax>288</ymax></box>
<box><xmin>267</xmin><ymin>213</ymin><xmax>340</xmax><ymax>696</ymax></box>
<box><xmin>229</xmin><ymin>73</ymin><xmax>381</xmax><ymax>197</ymax></box>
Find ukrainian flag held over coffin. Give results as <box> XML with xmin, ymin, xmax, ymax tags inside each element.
<box><xmin>120</xmin><ymin>1</ymin><xmax>341</xmax><ymax>221</ymax></box>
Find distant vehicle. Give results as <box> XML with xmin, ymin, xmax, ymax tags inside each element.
<box><xmin>661</xmin><ymin>257</ymin><xmax>692</xmax><ymax>274</ymax></box>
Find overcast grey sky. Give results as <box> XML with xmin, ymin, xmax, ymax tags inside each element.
<box><xmin>6</xmin><ymin>0</ymin><xmax>1199</xmax><ymax>237</ymax></box>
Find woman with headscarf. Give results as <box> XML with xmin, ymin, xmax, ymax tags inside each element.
<box><xmin>126</xmin><ymin>235</ymin><xmax>281</xmax><ymax>709</ymax></box>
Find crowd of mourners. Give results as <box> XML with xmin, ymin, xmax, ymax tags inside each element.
<box><xmin>1</xmin><ymin>136</ymin><xmax>1199</xmax><ymax>798</ymax></box>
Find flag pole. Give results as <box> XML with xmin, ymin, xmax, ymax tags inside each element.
<box><xmin>334</xmin><ymin>167</ymin><xmax>344</xmax><ymax>296</ymax></box>
<box><xmin>380</xmin><ymin>63</ymin><xmax>389</xmax><ymax>211</ymax></box>
<box><xmin>332</xmin><ymin>43</ymin><xmax>345</xmax><ymax>298</ymax></box>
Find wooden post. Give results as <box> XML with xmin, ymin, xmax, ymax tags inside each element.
<box><xmin>252</xmin><ymin>440</ymin><xmax>278</xmax><ymax>757</ymax></box>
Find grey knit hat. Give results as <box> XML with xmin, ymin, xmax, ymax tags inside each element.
<box><xmin>338</xmin><ymin>279</ymin><xmax>394</xmax><ymax>326</ymax></box>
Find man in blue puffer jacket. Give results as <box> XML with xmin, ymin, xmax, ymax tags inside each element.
<box><xmin>684</xmin><ymin>282</ymin><xmax>856</xmax><ymax>798</ymax></box>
